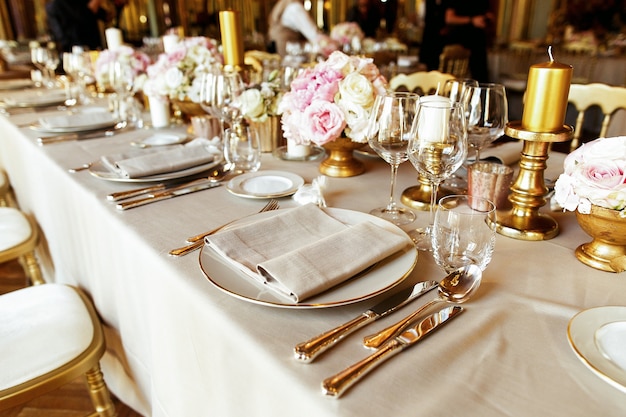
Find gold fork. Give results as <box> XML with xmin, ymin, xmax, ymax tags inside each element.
<box><xmin>168</xmin><ymin>199</ymin><xmax>280</xmax><ymax>257</ymax></box>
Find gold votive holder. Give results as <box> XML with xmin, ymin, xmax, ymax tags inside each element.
<box><xmin>492</xmin><ymin>121</ymin><xmax>573</xmax><ymax>240</ymax></box>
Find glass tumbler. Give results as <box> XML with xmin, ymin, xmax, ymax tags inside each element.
<box><xmin>224</xmin><ymin>122</ymin><xmax>261</xmax><ymax>173</ymax></box>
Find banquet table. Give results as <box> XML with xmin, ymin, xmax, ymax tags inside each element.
<box><xmin>1</xmin><ymin>102</ymin><xmax>626</xmax><ymax>417</ymax></box>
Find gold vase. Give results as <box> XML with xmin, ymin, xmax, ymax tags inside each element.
<box><xmin>249</xmin><ymin>116</ymin><xmax>285</xmax><ymax>153</ymax></box>
<box><xmin>171</xmin><ymin>99</ymin><xmax>205</xmax><ymax>122</ymax></box>
<box><xmin>319</xmin><ymin>136</ymin><xmax>366</xmax><ymax>177</ymax></box>
<box><xmin>575</xmin><ymin>205</ymin><xmax>626</xmax><ymax>273</ymax></box>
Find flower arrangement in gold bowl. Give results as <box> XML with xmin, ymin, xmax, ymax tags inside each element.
<box><xmin>278</xmin><ymin>51</ymin><xmax>387</xmax><ymax>176</ymax></box>
<box><xmin>94</xmin><ymin>45</ymin><xmax>151</xmax><ymax>93</ymax></box>
<box><xmin>554</xmin><ymin>136</ymin><xmax>626</xmax><ymax>272</ymax></box>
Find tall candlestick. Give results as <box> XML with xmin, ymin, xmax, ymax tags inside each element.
<box><xmin>219</xmin><ymin>11</ymin><xmax>244</xmax><ymax>68</ymax></box>
<box><xmin>521</xmin><ymin>48</ymin><xmax>572</xmax><ymax>133</ymax></box>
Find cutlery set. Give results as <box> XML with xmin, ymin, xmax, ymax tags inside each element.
<box><xmin>294</xmin><ymin>265</ymin><xmax>481</xmax><ymax>397</ymax></box>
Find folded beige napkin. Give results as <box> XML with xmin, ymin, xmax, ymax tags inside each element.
<box><xmin>101</xmin><ymin>145</ymin><xmax>215</xmax><ymax>178</ymax></box>
<box><xmin>478</xmin><ymin>140</ymin><xmax>523</xmax><ymax>166</ymax></box>
<box><xmin>39</xmin><ymin>112</ymin><xmax>116</xmax><ymax>130</ymax></box>
<box><xmin>205</xmin><ymin>204</ymin><xmax>410</xmax><ymax>303</ymax></box>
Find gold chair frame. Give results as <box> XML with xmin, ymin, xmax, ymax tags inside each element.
<box><xmin>567</xmin><ymin>82</ymin><xmax>626</xmax><ymax>151</ymax></box>
<box><xmin>438</xmin><ymin>44</ymin><xmax>471</xmax><ymax>79</ymax></box>
<box><xmin>0</xmin><ymin>285</ymin><xmax>117</xmax><ymax>416</ymax></box>
<box><xmin>388</xmin><ymin>70</ymin><xmax>455</xmax><ymax>95</ymax></box>
<box><xmin>0</xmin><ymin>210</ymin><xmax>45</xmax><ymax>286</ymax></box>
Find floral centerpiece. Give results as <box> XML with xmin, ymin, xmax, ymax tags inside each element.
<box><xmin>94</xmin><ymin>45</ymin><xmax>152</xmax><ymax>92</ymax></box>
<box><xmin>554</xmin><ymin>136</ymin><xmax>626</xmax><ymax>217</ymax></box>
<box><xmin>239</xmin><ymin>70</ymin><xmax>284</xmax><ymax>123</ymax></box>
<box><xmin>142</xmin><ymin>36</ymin><xmax>222</xmax><ymax>103</ymax></box>
<box><xmin>330</xmin><ymin>22</ymin><xmax>365</xmax><ymax>49</ymax></box>
<box><xmin>279</xmin><ymin>50</ymin><xmax>386</xmax><ymax>147</ymax></box>
<box><xmin>554</xmin><ymin>136</ymin><xmax>626</xmax><ymax>272</ymax></box>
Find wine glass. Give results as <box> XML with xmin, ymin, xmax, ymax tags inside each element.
<box><xmin>31</xmin><ymin>46</ymin><xmax>49</xmax><ymax>87</ymax></box>
<box><xmin>432</xmin><ymin>194</ymin><xmax>496</xmax><ymax>273</ymax></box>
<box><xmin>367</xmin><ymin>91</ymin><xmax>419</xmax><ymax>225</ymax></box>
<box><xmin>201</xmin><ymin>68</ymin><xmax>245</xmax><ymax>127</ymax></box>
<box><xmin>461</xmin><ymin>83</ymin><xmax>508</xmax><ymax>163</ymax></box>
<box><xmin>109</xmin><ymin>61</ymin><xmax>135</xmax><ymax>120</ymax></box>
<box><xmin>63</xmin><ymin>51</ymin><xmax>93</xmax><ymax>104</ymax></box>
<box><xmin>442</xmin><ymin>78</ymin><xmax>478</xmax><ymax>103</ymax></box>
<box><xmin>408</xmin><ymin>99</ymin><xmax>467</xmax><ymax>250</ymax></box>
<box><xmin>44</xmin><ymin>47</ymin><xmax>60</xmax><ymax>88</ymax></box>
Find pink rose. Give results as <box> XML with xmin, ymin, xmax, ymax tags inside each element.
<box><xmin>301</xmin><ymin>100</ymin><xmax>346</xmax><ymax>145</ymax></box>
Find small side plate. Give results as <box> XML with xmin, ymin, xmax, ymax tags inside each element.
<box><xmin>226</xmin><ymin>170</ymin><xmax>304</xmax><ymax>199</ymax></box>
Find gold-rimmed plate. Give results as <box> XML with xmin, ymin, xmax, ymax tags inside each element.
<box><xmin>30</xmin><ymin>112</ymin><xmax>119</xmax><ymax>133</ymax></box>
<box><xmin>0</xmin><ymin>88</ymin><xmax>67</xmax><ymax>108</ymax></box>
<box><xmin>567</xmin><ymin>306</ymin><xmax>626</xmax><ymax>393</ymax></box>
<box><xmin>198</xmin><ymin>207</ymin><xmax>418</xmax><ymax>309</ymax></box>
<box><xmin>226</xmin><ymin>170</ymin><xmax>304</xmax><ymax>199</ymax></box>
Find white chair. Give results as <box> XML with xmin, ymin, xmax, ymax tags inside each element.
<box><xmin>567</xmin><ymin>83</ymin><xmax>626</xmax><ymax>151</ymax></box>
<box><xmin>0</xmin><ymin>283</ymin><xmax>117</xmax><ymax>416</ymax></box>
<box><xmin>0</xmin><ymin>170</ymin><xmax>13</xmax><ymax>207</ymax></box>
<box><xmin>0</xmin><ymin>207</ymin><xmax>45</xmax><ymax>286</ymax></box>
<box><xmin>388</xmin><ymin>70</ymin><xmax>455</xmax><ymax>95</ymax></box>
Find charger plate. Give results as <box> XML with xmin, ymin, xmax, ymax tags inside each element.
<box><xmin>567</xmin><ymin>306</ymin><xmax>626</xmax><ymax>393</ymax></box>
<box><xmin>199</xmin><ymin>207</ymin><xmax>418</xmax><ymax>309</ymax></box>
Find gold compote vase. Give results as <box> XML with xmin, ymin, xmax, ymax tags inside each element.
<box><xmin>319</xmin><ymin>136</ymin><xmax>366</xmax><ymax>177</ymax></box>
<box><xmin>171</xmin><ymin>98</ymin><xmax>205</xmax><ymax>122</ymax></box>
<box><xmin>575</xmin><ymin>205</ymin><xmax>626</xmax><ymax>273</ymax></box>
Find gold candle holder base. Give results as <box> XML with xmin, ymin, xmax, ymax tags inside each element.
<box><xmin>401</xmin><ymin>176</ymin><xmax>455</xmax><ymax>211</ymax></box>
<box><xmin>493</xmin><ymin>121</ymin><xmax>573</xmax><ymax>241</ymax></box>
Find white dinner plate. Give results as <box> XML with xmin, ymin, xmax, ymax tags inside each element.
<box><xmin>0</xmin><ymin>88</ymin><xmax>67</xmax><ymax>108</ymax></box>
<box><xmin>30</xmin><ymin>112</ymin><xmax>119</xmax><ymax>133</ymax></box>
<box><xmin>198</xmin><ymin>207</ymin><xmax>418</xmax><ymax>309</ymax></box>
<box><xmin>88</xmin><ymin>154</ymin><xmax>223</xmax><ymax>183</ymax></box>
<box><xmin>131</xmin><ymin>131</ymin><xmax>188</xmax><ymax>148</ymax></box>
<box><xmin>567</xmin><ymin>306</ymin><xmax>626</xmax><ymax>393</ymax></box>
<box><xmin>226</xmin><ymin>170</ymin><xmax>304</xmax><ymax>199</ymax></box>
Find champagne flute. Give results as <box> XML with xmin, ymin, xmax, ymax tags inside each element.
<box><xmin>31</xmin><ymin>46</ymin><xmax>49</xmax><ymax>87</ymax></box>
<box><xmin>367</xmin><ymin>91</ymin><xmax>419</xmax><ymax>225</ymax></box>
<box><xmin>44</xmin><ymin>47</ymin><xmax>60</xmax><ymax>88</ymax></box>
<box><xmin>432</xmin><ymin>194</ymin><xmax>496</xmax><ymax>273</ymax></box>
<box><xmin>408</xmin><ymin>99</ymin><xmax>467</xmax><ymax>250</ymax></box>
<box><xmin>461</xmin><ymin>83</ymin><xmax>508</xmax><ymax>163</ymax></box>
<box><xmin>109</xmin><ymin>60</ymin><xmax>134</xmax><ymax>120</ymax></box>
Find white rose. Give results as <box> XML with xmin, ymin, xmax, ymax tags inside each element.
<box><xmin>164</xmin><ymin>67</ymin><xmax>184</xmax><ymax>90</ymax></box>
<box><xmin>337</xmin><ymin>98</ymin><xmax>369</xmax><ymax>142</ymax></box>
<box><xmin>338</xmin><ymin>72</ymin><xmax>374</xmax><ymax>109</ymax></box>
<box><xmin>240</xmin><ymin>88</ymin><xmax>266</xmax><ymax>120</ymax></box>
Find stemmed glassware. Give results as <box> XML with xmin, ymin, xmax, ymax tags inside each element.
<box><xmin>63</xmin><ymin>49</ymin><xmax>94</xmax><ymax>105</ymax></box>
<box><xmin>367</xmin><ymin>91</ymin><xmax>419</xmax><ymax>225</ymax></box>
<box><xmin>442</xmin><ymin>78</ymin><xmax>478</xmax><ymax>103</ymax></box>
<box><xmin>200</xmin><ymin>68</ymin><xmax>245</xmax><ymax>128</ymax></box>
<box><xmin>31</xmin><ymin>46</ymin><xmax>50</xmax><ymax>87</ymax></box>
<box><xmin>109</xmin><ymin>60</ymin><xmax>135</xmax><ymax>120</ymax></box>
<box><xmin>408</xmin><ymin>99</ymin><xmax>467</xmax><ymax>249</ymax></box>
<box><xmin>461</xmin><ymin>83</ymin><xmax>508</xmax><ymax>163</ymax></box>
<box><xmin>431</xmin><ymin>194</ymin><xmax>496</xmax><ymax>273</ymax></box>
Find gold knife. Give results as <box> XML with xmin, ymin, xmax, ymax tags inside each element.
<box><xmin>322</xmin><ymin>305</ymin><xmax>464</xmax><ymax>398</ymax></box>
<box><xmin>116</xmin><ymin>180</ymin><xmax>221</xmax><ymax>210</ymax></box>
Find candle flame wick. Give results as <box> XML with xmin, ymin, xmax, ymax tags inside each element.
<box><xmin>548</xmin><ymin>45</ymin><xmax>554</xmax><ymax>62</ymax></box>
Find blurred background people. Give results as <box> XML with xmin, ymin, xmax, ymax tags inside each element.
<box><xmin>46</xmin><ymin>0</ymin><xmax>110</xmax><ymax>53</ymax></box>
<box><xmin>444</xmin><ymin>0</ymin><xmax>494</xmax><ymax>82</ymax></box>
<box><xmin>346</xmin><ymin>0</ymin><xmax>380</xmax><ymax>38</ymax></box>
<box><xmin>419</xmin><ymin>0</ymin><xmax>447</xmax><ymax>71</ymax></box>
<box><xmin>267</xmin><ymin>0</ymin><xmax>334</xmax><ymax>56</ymax></box>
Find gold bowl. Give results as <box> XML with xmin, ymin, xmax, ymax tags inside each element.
<box><xmin>575</xmin><ymin>205</ymin><xmax>626</xmax><ymax>273</ymax></box>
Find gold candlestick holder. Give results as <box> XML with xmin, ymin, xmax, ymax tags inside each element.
<box><xmin>493</xmin><ymin>120</ymin><xmax>573</xmax><ymax>240</ymax></box>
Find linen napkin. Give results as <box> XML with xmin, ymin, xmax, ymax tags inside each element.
<box><xmin>101</xmin><ymin>145</ymin><xmax>215</xmax><ymax>178</ymax></box>
<box><xmin>205</xmin><ymin>204</ymin><xmax>410</xmax><ymax>303</ymax></box>
<box><xmin>476</xmin><ymin>140</ymin><xmax>523</xmax><ymax>166</ymax></box>
<box><xmin>38</xmin><ymin>112</ymin><xmax>116</xmax><ymax>130</ymax></box>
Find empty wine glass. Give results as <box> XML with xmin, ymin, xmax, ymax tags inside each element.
<box><xmin>432</xmin><ymin>194</ymin><xmax>496</xmax><ymax>273</ymax></box>
<box><xmin>367</xmin><ymin>91</ymin><xmax>419</xmax><ymax>225</ymax></box>
<box><xmin>442</xmin><ymin>78</ymin><xmax>478</xmax><ymax>103</ymax></box>
<box><xmin>200</xmin><ymin>68</ymin><xmax>245</xmax><ymax>127</ymax></box>
<box><xmin>408</xmin><ymin>99</ymin><xmax>467</xmax><ymax>250</ymax></box>
<box><xmin>31</xmin><ymin>46</ymin><xmax>49</xmax><ymax>87</ymax></box>
<box><xmin>461</xmin><ymin>83</ymin><xmax>508</xmax><ymax>163</ymax></box>
<box><xmin>109</xmin><ymin>61</ymin><xmax>135</xmax><ymax>120</ymax></box>
<box><xmin>63</xmin><ymin>50</ymin><xmax>93</xmax><ymax>104</ymax></box>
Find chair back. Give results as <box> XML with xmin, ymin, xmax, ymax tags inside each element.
<box><xmin>438</xmin><ymin>44</ymin><xmax>471</xmax><ymax>78</ymax></box>
<box><xmin>567</xmin><ymin>83</ymin><xmax>626</xmax><ymax>150</ymax></box>
<box><xmin>497</xmin><ymin>41</ymin><xmax>539</xmax><ymax>92</ymax></box>
<box><xmin>556</xmin><ymin>45</ymin><xmax>598</xmax><ymax>85</ymax></box>
<box><xmin>388</xmin><ymin>70</ymin><xmax>455</xmax><ymax>95</ymax></box>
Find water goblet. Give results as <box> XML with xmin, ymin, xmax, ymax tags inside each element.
<box><xmin>201</xmin><ymin>68</ymin><xmax>245</xmax><ymax>127</ymax></box>
<box><xmin>461</xmin><ymin>83</ymin><xmax>508</xmax><ymax>163</ymax></box>
<box><xmin>408</xmin><ymin>99</ymin><xmax>467</xmax><ymax>250</ymax></box>
<box><xmin>109</xmin><ymin>60</ymin><xmax>135</xmax><ymax>120</ymax></box>
<box><xmin>367</xmin><ymin>91</ymin><xmax>419</xmax><ymax>225</ymax></box>
<box><xmin>431</xmin><ymin>194</ymin><xmax>496</xmax><ymax>273</ymax></box>
<box><xmin>442</xmin><ymin>78</ymin><xmax>478</xmax><ymax>103</ymax></box>
<box><xmin>224</xmin><ymin>120</ymin><xmax>261</xmax><ymax>174</ymax></box>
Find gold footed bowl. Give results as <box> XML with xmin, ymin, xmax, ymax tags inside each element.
<box><xmin>575</xmin><ymin>205</ymin><xmax>626</xmax><ymax>273</ymax></box>
<box><xmin>319</xmin><ymin>136</ymin><xmax>366</xmax><ymax>178</ymax></box>
<box><xmin>171</xmin><ymin>99</ymin><xmax>205</xmax><ymax>122</ymax></box>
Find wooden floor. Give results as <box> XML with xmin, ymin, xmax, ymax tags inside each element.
<box><xmin>0</xmin><ymin>259</ymin><xmax>143</xmax><ymax>417</ymax></box>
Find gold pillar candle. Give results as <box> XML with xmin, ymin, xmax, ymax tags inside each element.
<box><xmin>521</xmin><ymin>49</ymin><xmax>572</xmax><ymax>132</ymax></box>
<box><xmin>219</xmin><ymin>10</ymin><xmax>244</xmax><ymax>68</ymax></box>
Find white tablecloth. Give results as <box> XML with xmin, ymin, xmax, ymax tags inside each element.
<box><xmin>1</xmin><ymin>105</ymin><xmax>626</xmax><ymax>417</ymax></box>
